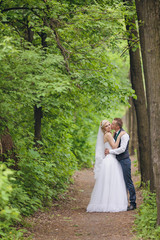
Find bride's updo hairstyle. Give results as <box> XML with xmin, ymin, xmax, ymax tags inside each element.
<box><xmin>100</xmin><ymin>120</ymin><xmax>109</xmax><ymax>134</ymax></box>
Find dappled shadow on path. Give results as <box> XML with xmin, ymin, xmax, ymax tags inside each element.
<box><xmin>25</xmin><ymin>156</ymin><xmax>142</xmax><ymax>240</ymax></box>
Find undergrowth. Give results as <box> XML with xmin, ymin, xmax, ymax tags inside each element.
<box><xmin>134</xmin><ymin>189</ymin><xmax>160</xmax><ymax>240</ymax></box>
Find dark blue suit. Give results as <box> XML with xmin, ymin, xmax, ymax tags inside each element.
<box><xmin>115</xmin><ymin>129</ymin><xmax>136</xmax><ymax>207</ymax></box>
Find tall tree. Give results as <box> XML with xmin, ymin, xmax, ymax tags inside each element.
<box><xmin>135</xmin><ymin>0</ymin><xmax>160</xmax><ymax>224</ymax></box>
<box><xmin>123</xmin><ymin>0</ymin><xmax>153</xmax><ymax>188</ymax></box>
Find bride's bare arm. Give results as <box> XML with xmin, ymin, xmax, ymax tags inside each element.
<box><xmin>104</xmin><ymin>131</ymin><xmax>126</xmax><ymax>149</ymax></box>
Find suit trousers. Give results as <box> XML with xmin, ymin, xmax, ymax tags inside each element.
<box><xmin>119</xmin><ymin>157</ymin><xmax>136</xmax><ymax>206</ymax></box>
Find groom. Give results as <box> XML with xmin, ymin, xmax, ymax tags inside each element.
<box><xmin>105</xmin><ymin>118</ymin><xmax>136</xmax><ymax>211</ymax></box>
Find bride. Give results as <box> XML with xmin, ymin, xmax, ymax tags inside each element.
<box><xmin>87</xmin><ymin>120</ymin><xmax>128</xmax><ymax>212</ymax></box>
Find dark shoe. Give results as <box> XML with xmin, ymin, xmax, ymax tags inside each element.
<box><xmin>127</xmin><ymin>204</ymin><xmax>136</xmax><ymax>211</ymax></box>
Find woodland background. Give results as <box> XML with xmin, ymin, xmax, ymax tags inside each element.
<box><xmin>0</xmin><ymin>0</ymin><xmax>160</xmax><ymax>239</ymax></box>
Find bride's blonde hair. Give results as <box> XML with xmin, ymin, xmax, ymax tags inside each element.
<box><xmin>100</xmin><ymin>120</ymin><xmax>109</xmax><ymax>133</ymax></box>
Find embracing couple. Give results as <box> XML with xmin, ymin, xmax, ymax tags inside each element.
<box><xmin>87</xmin><ymin>118</ymin><xmax>136</xmax><ymax>212</ymax></box>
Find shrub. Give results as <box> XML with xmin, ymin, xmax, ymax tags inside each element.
<box><xmin>134</xmin><ymin>189</ymin><xmax>160</xmax><ymax>239</ymax></box>
<box><xmin>0</xmin><ymin>164</ymin><xmax>20</xmax><ymax>238</ymax></box>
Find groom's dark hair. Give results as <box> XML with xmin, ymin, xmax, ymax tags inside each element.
<box><xmin>114</xmin><ymin>118</ymin><xmax>123</xmax><ymax>128</ymax></box>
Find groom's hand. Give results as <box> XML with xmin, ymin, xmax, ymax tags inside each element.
<box><xmin>105</xmin><ymin>148</ymin><xmax>109</xmax><ymax>155</ymax></box>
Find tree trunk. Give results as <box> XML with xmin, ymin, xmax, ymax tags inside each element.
<box><xmin>131</xmin><ymin>99</ymin><xmax>138</xmax><ymax>157</ymax></box>
<box><xmin>128</xmin><ymin>98</ymin><xmax>135</xmax><ymax>155</ymax></box>
<box><xmin>128</xmin><ymin>23</ymin><xmax>152</xmax><ymax>186</ymax></box>
<box><xmin>128</xmin><ymin>98</ymin><xmax>132</xmax><ymax>142</ymax></box>
<box><xmin>34</xmin><ymin>105</ymin><xmax>42</xmax><ymax>146</ymax></box>
<box><xmin>123</xmin><ymin>102</ymin><xmax>140</xmax><ymax>169</ymax></box>
<box><xmin>135</xmin><ymin>0</ymin><xmax>160</xmax><ymax>224</ymax></box>
<box><xmin>33</xmin><ymin>32</ymin><xmax>47</xmax><ymax>147</ymax></box>
<box><xmin>24</xmin><ymin>24</ymin><xmax>44</xmax><ymax>147</ymax></box>
<box><xmin>0</xmin><ymin>126</ymin><xmax>18</xmax><ymax>170</ymax></box>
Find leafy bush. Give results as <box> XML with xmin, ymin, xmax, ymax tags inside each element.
<box><xmin>10</xmin><ymin>145</ymin><xmax>77</xmax><ymax>216</ymax></box>
<box><xmin>134</xmin><ymin>189</ymin><xmax>160</xmax><ymax>239</ymax></box>
<box><xmin>0</xmin><ymin>164</ymin><xmax>20</xmax><ymax>238</ymax></box>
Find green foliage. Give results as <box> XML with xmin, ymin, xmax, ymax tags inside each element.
<box><xmin>0</xmin><ymin>0</ymin><xmax>135</xmax><ymax>237</ymax></box>
<box><xmin>134</xmin><ymin>189</ymin><xmax>160</xmax><ymax>240</ymax></box>
<box><xmin>0</xmin><ymin>164</ymin><xmax>20</xmax><ymax>238</ymax></box>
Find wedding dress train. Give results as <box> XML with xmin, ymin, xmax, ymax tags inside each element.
<box><xmin>87</xmin><ymin>142</ymin><xmax>128</xmax><ymax>212</ymax></box>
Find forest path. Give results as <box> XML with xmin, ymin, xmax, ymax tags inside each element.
<box><xmin>26</xmin><ymin>156</ymin><xmax>142</xmax><ymax>240</ymax></box>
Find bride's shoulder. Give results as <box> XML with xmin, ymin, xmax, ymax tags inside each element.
<box><xmin>104</xmin><ymin>132</ymin><xmax>110</xmax><ymax>136</ymax></box>
<box><xmin>104</xmin><ymin>132</ymin><xmax>112</xmax><ymax>140</ymax></box>
<box><xmin>105</xmin><ymin>132</ymin><xmax>112</xmax><ymax>136</ymax></box>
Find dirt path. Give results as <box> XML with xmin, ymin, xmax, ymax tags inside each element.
<box><xmin>26</xmin><ymin>156</ymin><xmax>142</xmax><ymax>240</ymax></box>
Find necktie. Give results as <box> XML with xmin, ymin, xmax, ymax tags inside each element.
<box><xmin>114</xmin><ymin>131</ymin><xmax>120</xmax><ymax>141</ymax></box>
<box><xmin>114</xmin><ymin>133</ymin><xmax>118</xmax><ymax>141</ymax></box>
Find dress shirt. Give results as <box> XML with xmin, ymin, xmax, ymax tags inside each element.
<box><xmin>109</xmin><ymin>133</ymin><xmax>129</xmax><ymax>155</ymax></box>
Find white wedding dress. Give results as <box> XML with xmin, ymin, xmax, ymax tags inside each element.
<box><xmin>87</xmin><ymin>142</ymin><xmax>128</xmax><ymax>212</ymax></box>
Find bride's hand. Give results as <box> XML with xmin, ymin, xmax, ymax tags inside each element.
<box><xmin>105</xmin><ymin>148</ymin><xmax>109</xmax><ymax>155</ymax></box>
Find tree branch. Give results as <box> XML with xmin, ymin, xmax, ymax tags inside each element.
<box><xmin>1</xmin><ymin>7</ymin><xmax>42</xmax><ymax>18</ymax></box>
<box><xmin>1</xmin><ymin>7</ymin><xmax>39</xmax><ymax>12</ymax></box>
<box><xmin>49</xmin><ymin>20</ymin><xmax>70</xmax><ymax>74</ymax></box>
<box><xmin>120</xmin><ymin>40</ymin><xmax>139</xmax><ymax>57</ymax></box>
<box><xmin>116</xmin><ymin>37</ymin><xmax>140</xmax><ymax>43</ymax></box>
